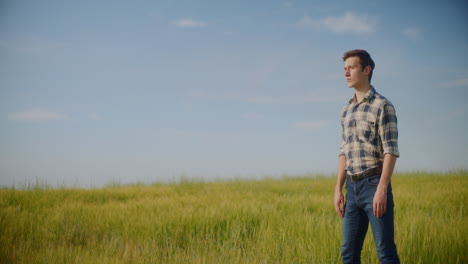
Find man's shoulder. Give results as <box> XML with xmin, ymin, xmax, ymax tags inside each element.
<box><xmin>372</xmin><ymin>90</ymin><xmax>395</xmax><ymax>109</ymax></box>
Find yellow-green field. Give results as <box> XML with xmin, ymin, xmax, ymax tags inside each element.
<box><xmin>1</xmin><ymin>171</ymin><xmax>467</xmax><ymax>263</ymax></box>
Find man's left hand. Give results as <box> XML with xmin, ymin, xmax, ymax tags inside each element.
<box><xmin>373</xmin><ymin>187</ymin><xmax>387</xmax><ymax>218</ymax></box>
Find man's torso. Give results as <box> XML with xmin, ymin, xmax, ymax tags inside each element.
<box><xmin>340</xmin><ymin>86</ymin><xmax>399</xmax><ymax>175</ymax></box>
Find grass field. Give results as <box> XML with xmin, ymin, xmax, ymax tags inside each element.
<box><xmin>0</xmin><ymin>171</ymin><xmax>467</xmax><ymax>263</ymax></box>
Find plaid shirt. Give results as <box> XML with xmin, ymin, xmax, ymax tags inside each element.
<box><xmin>339</xmin><ymin>86</ymin><xmax>399</xmax><ymax>175</ymax></box>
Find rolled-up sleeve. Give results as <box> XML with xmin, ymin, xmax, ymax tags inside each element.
<box><xmin>339</xmin><ymin>115</ymin><xmax>346</xmax><ymax>157</ymax></box>
<box><xmin>378</xmin><ymin>103</ymin><xmax>399</xmax><ymax>157</ymax></box>
<box><xmin>339</xmin><ymin>140</ymin><xmax>345</xmax><ymax>157</ymax></box>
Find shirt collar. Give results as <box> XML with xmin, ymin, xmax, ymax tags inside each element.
<box><xmin>349</xmin><ymin>86</ymin><xmax>376</xmax><ymax>104</ymax></box>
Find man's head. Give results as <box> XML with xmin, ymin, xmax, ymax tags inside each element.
<box><xmin>342</xmin><ymin>49</ymin><xmax>375</xmax><ymax>84</ymax></box>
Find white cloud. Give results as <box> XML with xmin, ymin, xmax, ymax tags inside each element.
<box><xmin>172</xmin><ymin>18</ymin><xmax>208</xmax><ymax>28</ymax></box>
<box><xmin>8</xmin><ymin>109</ymin><xmax>66</xmax><ymax>121</ymax></box>
<box><xmin>294</xmin><ymin>120</ymin><xmax>331</xmax><ymax>130</ymax></box>
<box><xmin>297</xmin><ymin>12</ymin><xmax>378</xmax><ymax>33</ymax></box>
<box><xmin>441</xmin><ymin>78</ymin><xmax>468</xmax><ymax>88</ymax></box>
<box><xmin>401</xmin><ymin>27</ymin><xmax>422</xmax><ymax>40</ymax></box>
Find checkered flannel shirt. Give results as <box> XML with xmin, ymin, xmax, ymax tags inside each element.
<box><xmin>339</xmin><ymin>86</ymin><xmax>399</xmax><ymax>175</ymax></box>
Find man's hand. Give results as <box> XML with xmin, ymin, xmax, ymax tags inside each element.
<box><xmin>334</xmin><ymin>188</ymin><xmax>345</xmax><ymax>218</ymax></box>
<box><xmin>373</xmin><ymin>186</ymin><xmax>387</xmax><ymax>218</ymax></box>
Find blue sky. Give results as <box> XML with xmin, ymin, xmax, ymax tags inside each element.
<box><xmin>1</xmin><ymin>0</ymin><xmax>467</xmax><ymax>187</ymax></box>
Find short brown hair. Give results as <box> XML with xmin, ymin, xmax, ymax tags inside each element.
<box><xmin>342</xmin><ymin>49</ymin><xmax>375</xmax><ymax>82</ymax></box>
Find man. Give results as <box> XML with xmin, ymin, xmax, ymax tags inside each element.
<box><xmin>334</xmin><ymin>49</ymin><xmax>400</xmax><ymax>264</ymax></box>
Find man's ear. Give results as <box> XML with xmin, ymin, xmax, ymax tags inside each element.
<box><xmin>364</xmin><ymin>65</ymin><xmax>371</xmax><ymax>75</ymax></box>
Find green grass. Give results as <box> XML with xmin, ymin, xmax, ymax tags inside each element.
<box><xmin>1</xmin><ymin>171</ymin><xmax>467</xmax><ymax>263</ymax></box>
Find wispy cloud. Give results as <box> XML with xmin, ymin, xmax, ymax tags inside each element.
<box><xmin>297</xmin><ymin>12</ymin><xmax>378</xmax><ymax>34</ymax></box>
<box><xmin>401</xmin><ymin>27</ymin><xmax>422</xmax><ymax>40</ymax></box>
<box><xmin>8</xmin><ymin>109</ymin><xmax>67</xmax><ymax>121</ymax></box>
<box><xmin>294</xmin><ymin>120</ymin><xmax>331</xmax><ymax>130</ymax></box>
<box><xmin>440</xmin><ymin>78</ymin><xmax>468</xmax><ymax>88</ymax></box>
<box><xmin>172</xmin><ymin>18</ymin><xmax>208</xmax><ymax>28</ymax></box>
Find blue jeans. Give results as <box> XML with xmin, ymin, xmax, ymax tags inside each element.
<box><xmin>341</xmin><ymin>175</ymin><xmax>400</xmax><ymax>264</ymax></box>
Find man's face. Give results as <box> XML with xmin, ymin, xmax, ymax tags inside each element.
<box><xmin>344</xmin><ymin>56</ymin><xmax>369</xmax><ymax>89</ymax></box>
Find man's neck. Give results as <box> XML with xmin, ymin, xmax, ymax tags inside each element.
<box><xmin>353</xmin><ymin>84</ymin><xmax>371</xmax><ymax>103</ymax></box>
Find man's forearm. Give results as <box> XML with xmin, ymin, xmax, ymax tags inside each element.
<box><xmin>334</xmin><ymin>154</ymin><xmax>347</xmax><ymax>217</ymax></box>
<box><xmin>378</xmin><ymin>154</ymin><xmax>397</xmax><ymax>192</ymax></box>
<box><xmin>336</xmin><ymin>154</ymin><xmax>347</xmax><ymax>190</ymax></box>
<box><xmin>373</xmin><ymin>153</ymin><xmax>397</xmax><ymax>217</ymax></box>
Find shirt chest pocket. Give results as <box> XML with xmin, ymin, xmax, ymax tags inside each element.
<box><xmin>356</xmin><ymin>120</ymin><xmax>376</xmax><ymax>142</ymax></box>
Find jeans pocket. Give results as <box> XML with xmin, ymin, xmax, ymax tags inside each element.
<box><xmin>366</xmin><ymin>175</ymin><xmax>380</xmax><ymax>186</ymax></box>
